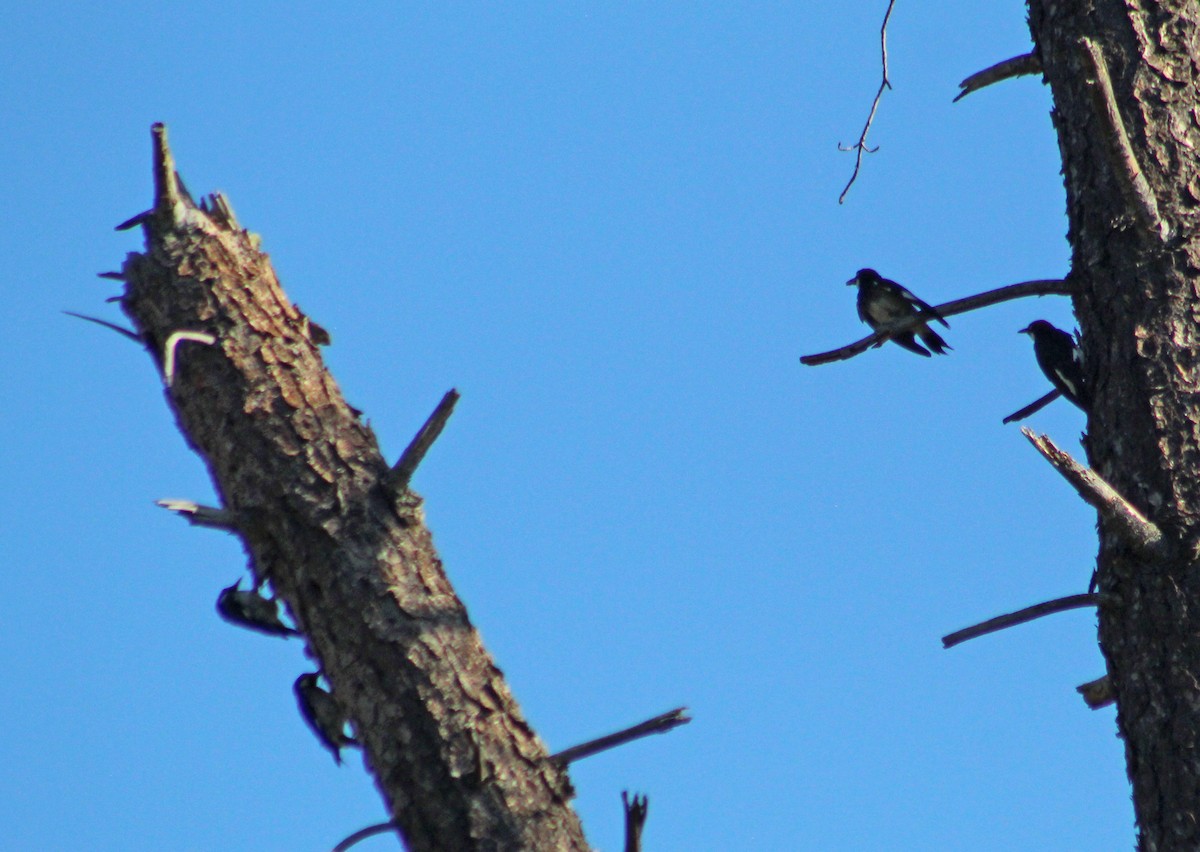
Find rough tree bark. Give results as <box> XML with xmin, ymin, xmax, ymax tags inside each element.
<box><xmin>117</xmin><ymin>124</ymin><xmax>590</xmax><ymax>851</ymax></box>
<box><xmin>1028</xmin><ymin>2</ymin><xmax>1200</xmax><ymax>848</ymax></box>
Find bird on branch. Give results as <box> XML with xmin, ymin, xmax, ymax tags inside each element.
<box><xmin>847</xmin><ymin>268</ymin><xmax>951</xmax><ymax>356</ymax></box>
<box><xmin>1019</xmin><ymin>320</ymin><xmax>1089</xmax><ymax>411</ymax></box>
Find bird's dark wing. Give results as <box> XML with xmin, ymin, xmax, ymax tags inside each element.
<box><xmin>881</xmin><ymin>279</ymin><xmax>949</xmax><ymax>328</ymax></box>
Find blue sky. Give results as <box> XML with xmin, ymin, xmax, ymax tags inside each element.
<box><xmin>2</xmin><ymin>4</ymin><xmax>1130</xmax><ymax>850</ymax></box>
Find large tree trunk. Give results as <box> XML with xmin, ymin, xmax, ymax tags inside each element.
<box><xmin>118</xmin><ymin>125</ymin><xmax>590</xmax><ymax>852</ymax></box>
<box><xmin>1028</xmin><ymin>3</ymin><xmax>1200</xmax><ymax>848</ymax></box>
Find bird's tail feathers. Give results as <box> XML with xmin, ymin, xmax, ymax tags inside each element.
<box><xmin>919</xmin><ymin>326</ymin><xmax>952</xmax><ymax>355</ymax></box>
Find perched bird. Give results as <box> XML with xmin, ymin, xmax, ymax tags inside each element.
<box><xmin>294</xmin><ymin>672</ymin><xmax>358</xmax><ymax>765</ymax></box>
<box><xmin>1019</xmin><ymin>320</ymin><xmax>1089</xmax><ymax>411</ymax></box>
<box><xmin>216</xmin><ymin>579</ymin><xmax>299</xmax><ymax>638</ymax></box>
<box><xmin>847</xmin><ymin>268</ymin><xmax>951</xmax><ymax>356</ymax></box>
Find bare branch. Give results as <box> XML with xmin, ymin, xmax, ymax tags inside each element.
<box><xmin>1002</xmin><ymin>389</ymin><xmax>1062</xmax><ymax>424</ymax></box>
<box><xmin>1022</xmin><ymin>429</ymin><xmax>1166</xmax><ymax>556</ymax></box>
<box><xmin>838</xmin><ymin>0</ymin><xmax>898</xmax><ymax>204</ymax></box>
<box><xmin>1077</xmin><ymin>675</ymin><xmax>1115</xmax><ymax>709</ymax></box>
<box><xmin>549</xmin><ymin>707</ymin><xmax>691</xmax><ymax>765</ymax></box>
<box><xmin>63</xmin><ymin>311</ymin><xmax>142</xmax><ymax>344</ymax></box>
<box><xmin>943</xmin><ymin>593</ymin><xmax>1109</xmax><ymax>649</ymax></box>
<box><xmin>388</xmin><ymin>389</ymin><xmax>461</xmax><ymax>490</ymax></box>
<box><xmin>954</xmin><ymin>52</ymin><xmax>1042</xmax><ymax>102</ymax></box>
<box><xmin>155</xmin><ymin>498</ymin><xmax>237</xmax><ymax>531</ymax></box>
<box><xmin>1079</xmin><ymin>38</ymin><xmax>1167</xmax><ymax>240</ymax></box>
<box><xmin>331</xmin><ymin>821</ymin><xmax>404</xmax><ymax>852</ymax></box>
<box><xmin>800</xmin><ymin>279</ymin><xmax>1070</xmax><ymax>366</ymax></box>
<box><xmin>623</xmin><ymin>792</ymin><xmax>649</xmax><ymax>852</ymax></box>
<box><xmin>162</xmin><ymin>330</ymin><xmax>217</xmax><ymax>387</ymax></box>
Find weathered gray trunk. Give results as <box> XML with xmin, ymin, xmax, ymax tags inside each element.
<box><xmin>1028</xmin><ymin>3</ymin><xmax>1200</xmax><ymax>847</ymax></box>
<box><xmin>118</xmin><ymin>125</ymin><xmax>590</xmax><ymax>851</ymax></box>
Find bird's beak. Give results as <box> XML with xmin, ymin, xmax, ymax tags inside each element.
<box><xmin>1018</xmin><ymin>325</ymin><xmax>1033</xmax><ymax>335</ymax></box>
<box><xmin>845</xmin><ymin>276</ymin><xmax>857</xmax><ymax>286</ymax></box>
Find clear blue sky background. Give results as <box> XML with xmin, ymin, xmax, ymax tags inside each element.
<box><xmin>2</xmin><ymin>3</ymin><xmax>1130</xmax><ymax>850</ymax></box>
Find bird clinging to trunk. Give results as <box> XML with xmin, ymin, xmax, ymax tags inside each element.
<box><xmin>1019</xmin><ymin>320</ymin><xmax>1089</xmax><ymax>411</ymax></box>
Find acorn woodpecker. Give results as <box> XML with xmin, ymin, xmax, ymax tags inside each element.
<box><xmin>847</xmin><ymin>268</ymin><xmax>951</xmax><ymax>356</ymax></box>
<box><xmin>1019</xmin><ymin>320</ymin><xmax>1089</xmax><ymax>411</ymax></box>
<box><xmin>216</xmin><ymin>579</ymin><xmax>299</xmax><ymax>638</ymax></box>
<box><xmin>294</xmin><ymin>672</ymin><xmax>359</xmax><ymax>765</ymax></box>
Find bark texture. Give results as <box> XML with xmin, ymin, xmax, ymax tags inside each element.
<box><xmin>1028</xmin><ymin>3</ymin><xmax>1200</xmax><ymax>848</ymax></box>
<box><xmin>118</xmin><ymin>125</ymin><xmax>589</xmax><ymax>852</ymax></box>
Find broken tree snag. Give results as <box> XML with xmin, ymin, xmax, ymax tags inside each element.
<box><xmin>1077</xmin><ymin>675</ymin><xmax>1115</xmax><ymax>710</ymax></box>
<box><xmin>549</xmin><ymin>707</ymin><xmax>691</xmax><ymax>765</ymax></box>
<box><xmin>942</xmin><ymin>593</ymin><xmax>1108</xmax><ymax>649</ymax></box>
<box><xmin>1021</xmin><ymin>429</ymin><xmax>1166</xmax><ymax>558</ymax></box>
<box><xmin>622</xmin><ymin>792</ymin><xmax>649</xmax><ymax>852</ymax></box>
<box><xmin>155</xmin><ymin>498</ymin><xmax>237</xmax><ymax>531</ymax></box>
<box><xmin>116</xmin><ymin>124</ymin><xmax>589</xmax><ymax>852</ymax></box>
<box><xmin>389</xmin><ymin>388</ymin><xmax>461</xmax><ymax>491</ymax></box>
<box><xmin>1079</xmin><ymin>38</ymin><xmax>1167</xmax><ymax>241</ymax></box>
<box><xmin>954</xmin><ymin>52</ymin><xmax>1042</xmax><ymax>102</ymax></box>
<box><xmin>800</xmin><ymin>278</ymin><xmax>1070</xmax><ymax>366</ymax></box>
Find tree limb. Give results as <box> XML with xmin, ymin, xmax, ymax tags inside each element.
<box><xmin>550</xmin><ymin>707</ymin><xmax>691</xmax><ymax>765</ymax></box>
<box><xmin>838</xmin><ymin>0</ymin><xmax>897</xmax><ymax>204</ymax></box>
<box><xmin>942</xmin><ymin>593</ymin><xmax>1109</xmax><ymax>649</ymax></box>
<box><xmin>954</xmin><ymin>52</ymin><xmax>1042</xmax><ymax>102</ymax></box>
<box><xmin>1002</xmin><ymin>389</ymin><xmax>1062</xmax><ymax>424</ymax></box>
<box><xmin>1022</xmin><ymin>429</ymin><xmax>1166</xmax><ymax>557</ymax></box>
<box><xmin>1079</xmin><ymin>38</ymin><xmax>1167</xmax><ymax>241</ymax></box>
<box><xmin>800</xmin><ymin>279</ymin><xmax>1070</xmax><ymax>366</ymax></box>
<box><xmin>389</xmin><ymin>389</ymin><xmax>460</xmax><ymax>490</ymax></box>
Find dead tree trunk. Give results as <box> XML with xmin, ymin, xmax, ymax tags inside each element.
<box><xmin>1028</xmin><ymin>3</ymin><xmax>1200</xmax><ymax>847</ymax></box>
<box><xmin>116</xmin><ymin>125</ymin><xmax>590</xmax><ymax>851</ymax></box>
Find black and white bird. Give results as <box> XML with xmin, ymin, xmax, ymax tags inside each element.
<box><xmin>294</xmin><ymin>672</ymin><xmax>359</xmax><ymax>765</ymax></box>
<box><xmin>216</xmin><ymin>579</ymin><xmax>299</xmax><ymax>638</ymax></box>
<box><xmin>1019</xmin><ymin>320</ymin><xmax>1089</xmax><ymax>411</ymax></box>
<box><xmin>847</xmin><ymin>268</ymin><xmax>951</xmax><ymax>356</ymax></box>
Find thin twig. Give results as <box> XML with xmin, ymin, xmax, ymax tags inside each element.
<box><xmin>800</xmin><ymin>279</ymin><xmax>1070</xmax><ymax>366</ymax></box>
<box><xmin>1079</xmin><ymin>38</ymin><xmax>1167</xmax><ymax>240</ymax></box>
<box><xmin>1002</xmin><ymin>389</ymin><xmax>1062</xmax><ymax>424</ymax></box>
<box><xmin>623</xmin><ymin>792</ymin><xmax>649</xmax><ymax>852</ymax></box>
<box><xmin>63</xmin><ymin>311</ymin><xmax>142</xmax><ymax>343</ymax></box>
<box><xmin>1022</xmin><ymin>429</ymin><xmax>1166</xmax><ymax>557</ymax></box>
<box><xmin>942</xmin><ymin>593</ymin><xmax>1107</xmax><ymax>649</ymax></box>
<box><xmin>331</xmin><ymin>821</ymin><xmax>404</xmax><ymax>852</ymax></box>
<box><xmin>1077</xmin><ymin>675</ymin><xmax>1115</xmax><ymax>709</ymax></box>
<box><xmin>389</xmin><ymin>389</ymin><xmax>461</xmax><ymax>490</ymax></box>
<box><xmin>549</xmin><ymin>707</ymin><xmax>691</xmax><ymax>765</ymax></box>
<box><xmin>838</xmin><ymin>0</ymin><xmax>898</xmax><ymax>204</ymax></box>
<box><xmin>954</xmin><ymin>52</ymin><xmax>1042</xmax><ymax>102</ymax></box>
